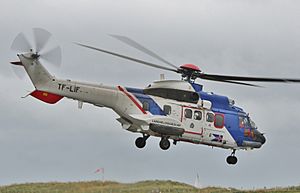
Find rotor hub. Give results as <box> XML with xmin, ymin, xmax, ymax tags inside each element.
<box><xmin>180</xmin><ymin>64</ymin><xmax>201</xmax><ymax>72</ymax></box>
<box><xmin>179</xmin><ymin>64</ymin><xmax>201</xmax><ymax>82</ymax></box>
<box><xmin>31</xmin><ymin>52</ymin><xmax>40</xmax><ymax>59</ymax></box>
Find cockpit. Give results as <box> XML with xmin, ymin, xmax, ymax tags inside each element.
<box><xmin>239</xmin><ymin>115</ymin><xmax>257</xmax><ymax>129</ymax></box>
<box><xmin>239</xmin><ymin>115</ymin><xmax>266</xmax><ymax>147</ymax></box>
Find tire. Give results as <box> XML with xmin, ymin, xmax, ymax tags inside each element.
<box><xmin>135</xmin><ymin>137</ymin><xmax>146</xmax><ymax>148</ymax></box>
<box><xmin>159</xmin><ymin>138</ymin><xmax>170</xmax><ymax>150</ymax></box>
<box><xmin>226</xmin><ymin>156</ymin><xmax>238</xmax><ymax>165</ymax></box>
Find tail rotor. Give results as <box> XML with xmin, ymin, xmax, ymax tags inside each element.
<box><xmin>11</xmin><ymin>32</ymin><xmax>32</xmax><ymax>53</ymax></box>
<box><xmin>10</xmin><ymin>28</ymin><xmax>62</xmax><ymax>78</ymax></box>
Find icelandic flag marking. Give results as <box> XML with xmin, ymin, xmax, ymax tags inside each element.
<box><xmin>212</xmin><ymin>134</ymin><xmax>223</xmax><ymax>142</ymax></box>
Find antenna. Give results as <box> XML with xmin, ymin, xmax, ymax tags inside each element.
<box><xmin>194</xmin><ymin>173</ymin><xmax>201</xmax><ymax>188</ymax></box>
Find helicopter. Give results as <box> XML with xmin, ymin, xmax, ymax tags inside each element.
<box><xmin>10</xmin><ymin>28</ymin><xmax>300</xmax><ymax>165</ymax></box>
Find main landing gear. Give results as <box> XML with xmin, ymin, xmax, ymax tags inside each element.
<box><xmin>159</xmin><ymin>137</ymin><xmax>170</xmax><ymax>150</ymax></box>
<box><xmin>226</xmin><ymin>149</ymin><xmax>238</xmax><ymax>165</ymax></box>
<box><xmin>135</xmin><ymin>135</ymin><xmax>171</xmax><ymax>150</ymax></box>
<box><xmin>135</xmin><ymin>135</ymin><xmax>149</xmax><ymax>149</ymax></box>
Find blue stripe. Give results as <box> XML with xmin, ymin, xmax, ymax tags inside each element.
<box><xmin>223</xmin><ymin>112</ymin><xmax>244</xmax><ymax>146</ymax></box>
<box><xmin>126</xmin><ymin>87</ymin><xmax>165</xmax><ymax>115</ymax></box>
<box><xmin>126</xmin><ymin>87</ymin><xmax>144</xmax><ymax>94</ymax></box>
<box><xmin>190</xmin><ymin>83</ymin><xmax>203</xmax><ymax>92</ymax></box>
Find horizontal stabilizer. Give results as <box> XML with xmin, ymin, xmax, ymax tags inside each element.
<box><xmin>10</xmin><ymin>61</ymin><xmax>23</xmax><ymax>66</ymax></box>
<box><xmin>30</xmin><ymin>90</ymin><xmax>63</xmax><ymax>104</ymax></box>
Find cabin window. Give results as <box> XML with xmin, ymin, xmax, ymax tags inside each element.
<box><xmin>163</xmin><ymin>105</ymin><xmax>171</xmax><ymax>115</ymax></box>
<box><xmin>194</xmin><ymin>110</ymin><xmax>202</xmax><ymax>120</ymax></box>
<box><xmin>142</xmin><ymin>101</ymin><xmax>149</xmax><ymax>111</ymax></box>
<box><xmin>206</xmin><ymin>112</ymin><xmax>214</xmax><ymax>122</ymax></box>
<box><xmin>214</xmin><ymin>114</ymin><xmax>224</xmax><ymax>128</ymax></box>
<box><xmin>185</xmin><ymin>109</ymin><xmax>192</xmax><ymax>119</ymax></box>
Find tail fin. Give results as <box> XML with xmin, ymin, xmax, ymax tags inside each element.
<box><xmin>17</xmin><ymin>53</ymin><xmax>53</xmax><ymax>90</ymax></box>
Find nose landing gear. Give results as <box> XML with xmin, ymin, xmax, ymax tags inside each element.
<box><xmin>226</xmin><ymin>149</ymin><xmax>238</xmax><ymax>165</ymax></box>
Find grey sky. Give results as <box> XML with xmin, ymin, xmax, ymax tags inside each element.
<box><xmin>1</xmin><ymin>0</ymin><xmax>300</xmax><ymax>189</ymax></box>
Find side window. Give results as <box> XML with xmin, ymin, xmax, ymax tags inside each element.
<box><xmin>194</xmin><ymin>110</ymin><xmax>202</xmax><ymax>120</ymax></box>
<box><xmin>185</xmin><ymin>109</ymin><xmax>192</xmax><ymax>119</ymax></box>
<box><xmin>214</xmin><ymin>114</ymin><xmax>224</xmax><ymax>128</ymax></box>
<box><xmin>142</xmin><ymin>101</ymin><xmax>149</xmax><ymax>111</ymax></box>
<box><xmin>206</xmin><ymin>112</ymin><xmax>214</xmax><ymax>122</ymax></box>
<box><xmin>163</xmin><ymin>105</ymin><xmax>171</xmax><ymax>115</ymax></box>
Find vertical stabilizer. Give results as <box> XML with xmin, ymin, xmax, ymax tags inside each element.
<box><xmin>18</xmin><ymin>53</ymin><xmax>52</xmax><ymax>90</ymax></box>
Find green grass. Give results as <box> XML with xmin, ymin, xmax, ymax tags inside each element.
<box><xmin>0</xmin><ymin>180</ymin><xmax>300</xmax><ymax>193</ymax></box>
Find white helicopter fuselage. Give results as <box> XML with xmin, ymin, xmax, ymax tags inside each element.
<box><xmin>14</xmin><ymin>51</ymin><xmax>269</xmax><ymax>166</ymax></box>
<box><xmin>18</xmin><ymin>53</ymin><xmax>239</xmax><ymax>150</ymax></box>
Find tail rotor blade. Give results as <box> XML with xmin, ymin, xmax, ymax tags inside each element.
<box><xmin>11</xmin><ymin>32</ymin><xmax>32</xmax><ymax>52</ymax></box>
<box><xmin>12</xmin><ymin>66</ymin><xmax>26</xmax><ymax>79</ymax></box>
<box><xmin>41</xmin><ymin>46</ymin><xmax>62</xmax><ymax>67</ymax></box>
<box><xmin>33</xmin><ymin>28</ymin><xmax>52</xmax><ymax>52</ymax></box>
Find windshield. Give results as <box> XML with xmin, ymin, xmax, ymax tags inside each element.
<box><xmin>249</xmin><ymin>117</ymin><xmax>257</xmax><ymax>129</ymax></box>
<box><xmin>239</xmin><ymin>116</ymin><xmax>256</xmax><ymax>129</ymax></box>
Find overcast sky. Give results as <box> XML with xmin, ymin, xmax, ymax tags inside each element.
<box><xmin>1</xmin><ymin>0</ymin><xmax>300</xmax><ymax>189</ymax></box>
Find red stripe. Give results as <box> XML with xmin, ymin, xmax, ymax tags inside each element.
<box><xmin>179</xmin><ymin>138</ymin><xmax>199</xmax><ymax>144</ymax></box>
<box><xmin>118</xmin><ymin>86</ymin><xmax>147</xmax><ymax>114</ymax></box>
<box><xmin>185</xmin><ymin>129</ymin><xmax>203</xmax><ymax>136</ymax></box>
<box><xmin>180</xmin><ymin>106</ymin><xmax>183</xmax><ymax>122</ymax></box>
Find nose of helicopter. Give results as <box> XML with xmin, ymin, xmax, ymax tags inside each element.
<box><xmin>255</xmin><ymin>130</ymin><xmax>266</xmax><ymax>145</ymax></box>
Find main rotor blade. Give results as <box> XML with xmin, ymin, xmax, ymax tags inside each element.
<box><xmin>199</xmin><ymin>73</ymin><xmax>300</xmax><ymax>83</ymax></box>
<box><xmin>11</xmin><ymin>32</ymin><xmax>32</xmax><ymax>52</ymax></box>
<box><xmin>110</xmin><ymin>34</ymin><xmax>179</xmax><ymax>70</ymax></box>
<box><xmin>76</xmin><ymin>43</ymin><xmax>178</xmax><ymax>72</ymax></box>
<box><xmin>33</xmin><ymin>28</ymin><xmax>52</xmax><ymax>52</ymax></box>
<box><xmin>202</xmin><ymin>77</ymin><xmax>262</xmax><ymax>87</ymax></box>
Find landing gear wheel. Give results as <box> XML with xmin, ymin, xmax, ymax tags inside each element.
<box><xmin>226</xmin><ymin>149</ymin><xmax>238</xmax><ymax>165</ymax></box>
<box><xmin>159</xmin><ymin>138</ymin><xmax>170</xmax><ymax>150</ymax></box>
<box><xmin>135</xmin><ymin>137</ymin><xmax>146</xmax><ymax>148</ymax></box>
<box><xmin>226</xmin><ymin>155</ymin><xmax>238</xmax><ymax>165</ymax></box>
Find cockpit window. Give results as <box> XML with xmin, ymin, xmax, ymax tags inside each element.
<box><xmin>239</xmin><ymin>117</ymin><xmax>245</xmax><ymax>128</ymax></box>
<box><xmin>239</xmin><ymin>116</ymin><xmax>253</xmax><ymax>128</ymax></box>
<box><xmin>250</xmin><ymin>118</ymin><xmax>257</xmax><ymax>129</ymax></box>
